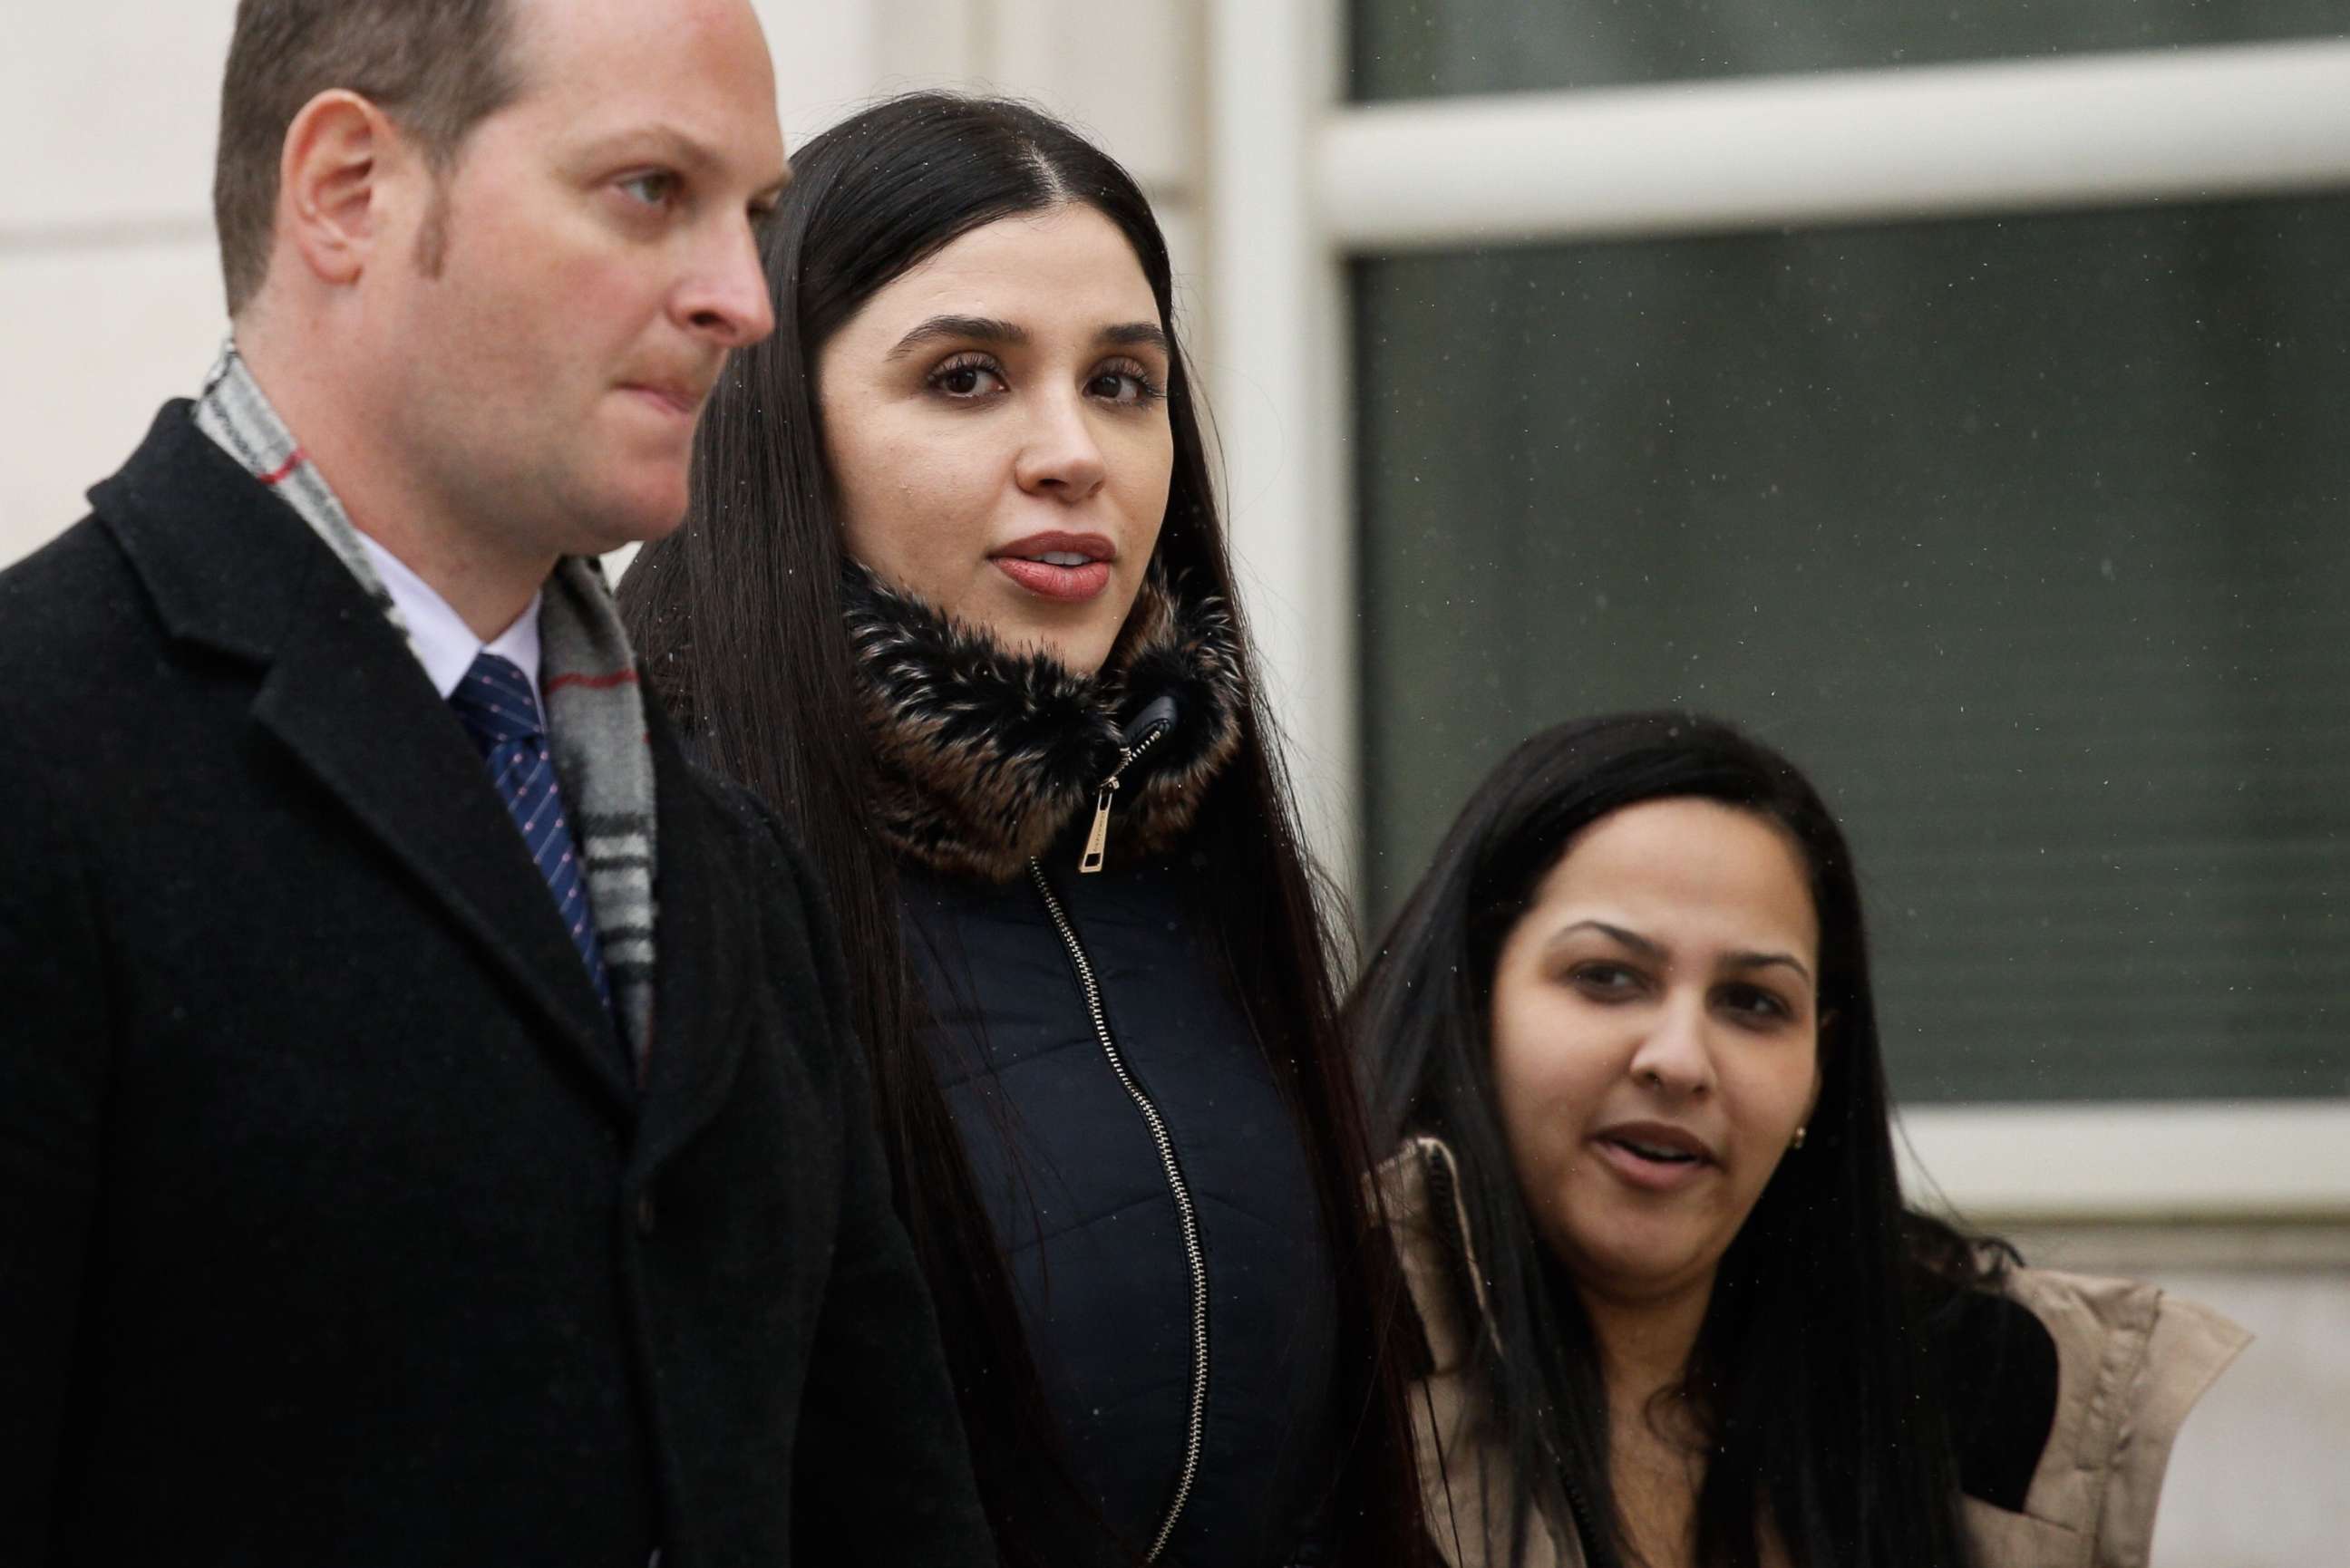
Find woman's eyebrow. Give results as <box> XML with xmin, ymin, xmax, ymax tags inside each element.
<box><xmin>887</xmin><ymin>315</ymin><xmax>1027</xmax><ymax>359</ymax></box>
<box><xmin>1548</xmin><ymin>919</ymin><xmax>1665</xmax><ymax>960</ymax></box>
<box><xmin>1725</xmin><ymin>949</ymin><xmax>1814</xmax><ymax>983</ymax></box>
<box><xmin>884</xmin><ymin>317</ymin><xmax>1170</xmax><ymax>360</ymax></box>
<box><xmin>1103</xmin><ymin>322</ymin><xmax>1170</xmax><ymax>353</ymax></box>
<box><xmin>1545</xmin><ymin>921</ymin><xmax>1815</xmax><ymax>984</ymax></box>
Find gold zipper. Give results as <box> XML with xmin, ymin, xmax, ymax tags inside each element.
<box><xmin>1078</xmin><ymin>721</ymin><xmax>1171</xmax><ymax>874</ymax></box>
<box><xmin>1025</xmin><ymin>859</ymin><xmax>1210</xmax><ymax>1559</ymax></box>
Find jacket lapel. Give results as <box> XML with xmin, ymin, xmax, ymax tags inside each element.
<box><xmin>253</xmin><ymin>596</ymin><xmax>641</xmax><ymax>1115</ymax></box>
<box><xmin>94</xmin><ymin>404</ymin><xmax>638</xmax><ymax>1118</ymax></box>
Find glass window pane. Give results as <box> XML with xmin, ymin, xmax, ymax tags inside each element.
<box><xmin>1354</xmin><ymin>1</ymin><xmax>2350</xmax><ymax>102</ymax></box>
<box><xmin>1354</xmin><ymin>198</ymin><xmax>2350</xmax><ymax>1104</ymax></box>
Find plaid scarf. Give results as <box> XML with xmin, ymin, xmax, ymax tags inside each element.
<box><xmin>195</xmin><ymin>344</ymin><xmax>659</xmax><ymax>1069</ymax></box>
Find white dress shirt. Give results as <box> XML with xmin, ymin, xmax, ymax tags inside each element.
<box><xmin>355</xmin><ymin>533</ymin><xmax>545</xmax><ymax>712</ymax></box>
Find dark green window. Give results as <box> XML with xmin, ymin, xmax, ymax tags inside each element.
<box><xmin>1355</xmin><ymin>198</ymin><xmax>2350</xmax><ymax>1102</ymax></box>
<box><xmin>1355</xmin><ymin>1</ymin><xmax>2350</xmax><ymax>102</ymax></box>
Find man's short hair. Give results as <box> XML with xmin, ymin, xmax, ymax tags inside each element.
<box><xmin>213</xmin><ymin>0</ymin><xmax>522</xmax><ymax>315</ymax></box>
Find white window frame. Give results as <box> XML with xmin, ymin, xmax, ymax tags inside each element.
<box><xmin>1202</xmin><ymin>14</ymin><xmax>2350</xmax><ymax>1221</ymax></box>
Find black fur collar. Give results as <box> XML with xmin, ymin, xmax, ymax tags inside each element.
<box><xmin>843</xmin><ymin>560</ymin><xmax>1246</xmax><ymax>881</ymax></box>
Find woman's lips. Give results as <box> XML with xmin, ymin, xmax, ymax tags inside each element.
<box><xmin>994</xmin><ymin>557</ymin><xmax>1112</xmax><ymax>602</ymax></box>
<box><xmin>1591</xmin><ymin>1135</ymin><xmax>1718</xmax><ymax>1194</ymax></box>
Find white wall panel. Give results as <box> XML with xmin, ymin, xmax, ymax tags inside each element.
<box><xmin>753</xmin><ymin>0</ymin><xmax>889</xmax><ymax>144</ymax></box>
<box><xmin>0</xmin><ymin>2</ymin><xmax>889</xmax><ymax>241</ymax></box>
<box><xmin>0</xmin><ymin>241</ymin><xmax>225</xmax><ymax>568</ymax></box>
<box><xmin>866</xmin><ymin>0</ymin><xmax>987</xmax><ymax>98</ymax></box>
<box><xmin>1153</xmin><ymin>202</ymin><xmax>1207</xmax><ymax>337</ymax></box>
<box><xmin>979</xmin><ymin>0</ymin><xmax>1199</xmax><ymax>192</ymax></box>
<box><xmin>2142</xmin><ymin>1269</ymin><xmax>2350</xmax><ymax>1567</ymax></box>
<box><xmin>1</xmin><ymin>4</ymin><xmax>235</xmax><ymax>234</ymax></box>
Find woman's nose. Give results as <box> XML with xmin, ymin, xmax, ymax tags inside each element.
<box><xmin>1013</xmin><ymin>392</ymin><xmax>1108</xmax><ymax>501</ymax></box>
<box><xmin>1627</xmin><ymin>994</ymin><xmax>1716</xmax><ymax>1097</ymax></box>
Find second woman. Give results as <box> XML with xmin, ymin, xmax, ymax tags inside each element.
<box><xmin>620</xmin><ymin>92</ymin><xmax>1422</xmax><ymax>1567</ymax></box>
<box><xmin>1351</xmin><ymin>713</ymin><xmax>2245</xmax><ymax>1568</ymax></box>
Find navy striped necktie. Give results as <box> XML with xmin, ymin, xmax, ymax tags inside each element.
<box><xmin>448</xmin><ymin>652</ymin><xmax>615</xmax><ymax>1017</ymax></box>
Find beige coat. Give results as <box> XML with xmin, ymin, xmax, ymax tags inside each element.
<box><xmin>1374</xmin><ymin>1137</ymin><xmax>2249</xmax><ymax>1568</ymax></box>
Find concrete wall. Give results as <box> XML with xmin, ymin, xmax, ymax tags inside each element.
<box><xmin>1</xmin><ymin>5</ymin><xmax>238</xmax><ymax>565</ymax></box>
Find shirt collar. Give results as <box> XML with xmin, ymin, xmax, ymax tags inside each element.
<box><xmin>354</xmin><ymin>531</ymin><xmax>544</xmax><ymax>708</ymax></box>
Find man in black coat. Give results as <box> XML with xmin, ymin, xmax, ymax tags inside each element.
<box><xmin>0</xmin><ymin>2</ymin><xmax>993</xmax><ymax>1563</ymax></box>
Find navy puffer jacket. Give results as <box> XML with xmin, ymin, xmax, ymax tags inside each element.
<box><xmin>850</xmin><ymin>563</ymin><xmax>1345</xmax><ymax>1566</ymax></box>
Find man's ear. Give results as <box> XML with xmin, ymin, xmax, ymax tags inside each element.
<box><xmin>277</xmin><ymin>90</ymin><xmax>399</xmax><ymax>289</ymax></box>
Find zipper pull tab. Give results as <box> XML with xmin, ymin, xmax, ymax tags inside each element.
<box><xmin>1080</xmin><ymin>710</ymin><xmax>1175</xmax><ymax>876</ymax></box>
<box><xmin>1079</xmin><ymin>781</ymin><xmax>1119</xmax><ymax>873</ymax></box>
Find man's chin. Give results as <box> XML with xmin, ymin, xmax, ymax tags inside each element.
<box><xmin>566</xmin><ymin>475</ymin><xmax>692</xmax><ymax>557</ymax></box>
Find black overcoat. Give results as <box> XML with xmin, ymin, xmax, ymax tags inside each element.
<box><xmin>0</xmin><ymin>405</ymin><xmax>994</xmax><ymax>1568</ymax></box>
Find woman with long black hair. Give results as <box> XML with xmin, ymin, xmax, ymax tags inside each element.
<box><xmin>618</xmin><ymin>92</ymin><xmax>1423</xmax><ymax>1567</ymax></box>
<box><xmin>1354</xmin><ymin>712</ymin><xmax>2243</xmax><ymax>1568</ymax></box>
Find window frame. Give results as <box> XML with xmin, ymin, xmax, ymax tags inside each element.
<box><xmin>1201</xmin><ymin>10</ymin><xmax>2350</xmax><ymax>1218</ymax></box>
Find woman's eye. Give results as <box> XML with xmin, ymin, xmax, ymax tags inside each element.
<box><xmin>1089</xmin><ymin>364</ymin><xmax>1161</xmax><ymax>405</ymax></box>
<box><xmin>1718</xmin><ymin>984</ymin><xmax>1792</xmax><ymax>1025</ymax></box>
<box><xmin>929</xmin><ymin>358</ymin><xmax>1007</xmax><ymax>399</ymax></box>
<box><xmin>1569</xmin><ymin>963</ymin><xmax>1644</xmax><ymax>999</ymax></box>
<box><xmin>618</xmin><ymin>171</ymin><xmax>679</xmax><ymax>208</ymax></box>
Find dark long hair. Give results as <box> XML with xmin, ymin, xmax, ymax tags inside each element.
<box><xmin>1352</xmin><ymin>712</ymin><xmax>1996</xmax><ymax>1568</ymax></box>
<box><xmin>618</xmin><ymin>92</ymin><xmax>1426</xmax><ymax>1566</ymax></box>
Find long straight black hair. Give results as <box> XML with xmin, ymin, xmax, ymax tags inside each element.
<box><xmin>618</xmin><ymin>92</ymin><xmax>1427</xmax><ymax>1566</ymax></box>
<box><xmin>1352</xmin><ymin>712</ymin><xmax>1995</xmax><ymax>1568</ymax></box>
